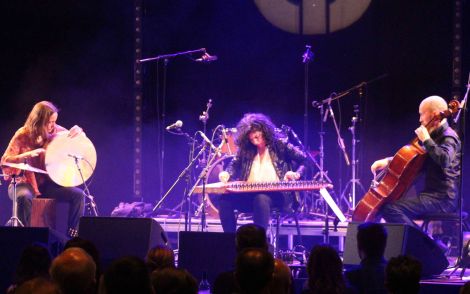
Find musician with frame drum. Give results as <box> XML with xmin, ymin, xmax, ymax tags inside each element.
<box><xmin>371</xmin><ymin>96</ymin><xmax>461</xmax><ymax>227</ymax></box>
<box><xmin>218</xmin><ymin>113</ymin><xmax>308</xmax><ymax>232</ymax></box>
<box><xmin>1</xmin><ymin>101</ymin><xmax>85</xmax><ymax>237</ymax></box>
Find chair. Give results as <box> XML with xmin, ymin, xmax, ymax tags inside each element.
<box><xmin>418</xmin><ymin>212</ymin><xmax>468</xmax><ymax>233</ymax></box>
<box><xmin>415</xmin><ymin>211</ymin><xmax>468</xmax><ymax>256</ymax></box>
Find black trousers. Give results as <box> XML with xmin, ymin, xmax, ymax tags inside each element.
<box><xmin>9</xmin><ymin>182</ymin><xmax>85</xmax><ymax>236</ymax></box>
<box><xmin>380</xmin><ymin>192</ymin><xmax>457</xmax><ymax>228</ymax></box>
<box><xmin>218</xmin><ymin>192</ymin><xmax>283</xmax><ymax>233</ymax></box>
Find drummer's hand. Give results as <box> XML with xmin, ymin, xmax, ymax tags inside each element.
<box><xmin>24</xmin><ymin>148</ymin><xmax>45</xmax><ymax>159</ymax></box>
<box><xmin>68</xmin><ymin>125</ymin><xmax>83</xmax><ymax>138</ymax></box>
<box><xmin>219</xmin><ymin>171</ymin><xmax>230</xmax><ymax>183</ymax></box>
<box><xmin>284</xmin><ymin>171</ymin><xmax>300</xmax><ymax>181</ymax></box>
<box><xmin>371</xmin><ymin>158</ymin><xmax>389</xmax><ymax>174</ymax></box>
<box><xmin>415</xmin><ymin>125</ymin><xmax>430</xmax><ymax>143</ymax></box>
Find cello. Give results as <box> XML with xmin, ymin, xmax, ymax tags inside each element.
<box><xmin>352</xmin><ymin>100</ymin><xmax>460</xmax><ymax>222</ymax></box>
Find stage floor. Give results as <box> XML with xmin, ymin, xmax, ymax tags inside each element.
<box><xmin>154</xmin><ymin>214</ymin><xmax>348</xmax><ymax>236</ymax></box>
<box><xmin>154</xmin><ymin>214</ymin><xmax>470</xmax><ymax>292</ymax></box>
<box><xmin>154</xmin><ymin>214</ymin><xmax>349</xmax><ymax>252</ymax></box>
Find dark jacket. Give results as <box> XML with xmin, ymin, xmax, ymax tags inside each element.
<box><xmin>422</xmin><ymin>121</ymin><xmax>461</xmax><ymax>200</ymax></box>
<box><xmin>345</xmin><ymin>257</ymin><xmax>387</xmax><ymax>294</ymax></box>
<box><xmin>226</xmin><ymin>138</ymin><xmax>308</xmax><ymax>212</ymax></box>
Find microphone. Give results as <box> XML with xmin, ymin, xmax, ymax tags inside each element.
<box><xmin>166</xmin><ymin>120</ymin><xmax>183</xmax><ymax>131</ymax></box>
<box><xmin>68</xmin><ymin>154</ymin><xmax>84</xmax><ymax>160</ymax></box>
<box><xmin>281</xmin><ymin>124</ymin><xmax>291</xmax><ymax>133</ymax></box>
<box><xmin>302</xmin><ymin>45</ymin><xmax>314</xmax><ymax>64</ymax></box>
<box><xmin>198</xmin><ymin>131</ymin><xmax>221</xmax><ymax>156</ymax></box>
<box><xmin>196</xmin><ymin>53</ymin><xmax>218</xmax><ymax>63</ymax></box>
<box><xmin>282</xmin><ymin>125</ymin><xmax>303</xmax><ymax>146</ymax></box>
<box><xmin>312</xmin><ymin>101</ymin><xmax>321</xmax><ymax>108</ymax></box>
<box><xmin>323</xmin><ymin>98</ymin><xmax>333</xmax><ymax>122</ymax></box>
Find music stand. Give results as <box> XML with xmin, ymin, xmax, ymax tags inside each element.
<box><xmin>319</xmin><ymin>188</ymin><xmax>346</xmax><ymax>223</ymax></box>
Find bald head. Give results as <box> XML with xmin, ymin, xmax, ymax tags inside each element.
<box><xmin>50</xmin><ymin>247</ymin><xmax>96</xmax><ymax>294</ymax></box>
<box><xmin>419</xmin><ymin>95</ymin><xmax>449</xmax><ymax>128</ymax></box>
<box><xmin>419</xmin><ymin>96</ymin><xmax>448</xmax><ymax>113</ymax></box>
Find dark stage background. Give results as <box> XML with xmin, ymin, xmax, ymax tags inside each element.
<box><xmin>0</xmin><ymin>1</ymin><xmax>469</xmax><ymax>221</ymax></box>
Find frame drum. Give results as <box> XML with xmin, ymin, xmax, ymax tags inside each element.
<box><xmin>204</xmin><ymin>155</ymin><xmax>235</xmax><ymax>218</ymax></box>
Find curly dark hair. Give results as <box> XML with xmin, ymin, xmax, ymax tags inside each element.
<box><xmin>235</xmin><ymin>113</ymin><xmax>280</xmax><ymax>159</ymax></box>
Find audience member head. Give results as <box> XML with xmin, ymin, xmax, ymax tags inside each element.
<box><xmin>64</xmin><ymin>237</ymin><xmax>101</xmax><ymax>279</ymax></box>
<box><xmin>145</xmin><ymin>244</ymin><xmax>175</xmax><ymax>272</ymax></box>
<box><xmin>269</xmin><ymin>258</ymin><xmax>293</xmax><ymax>294</ymax></box>
<box><xmin>14</xmin><ymin>277</ymin><xmax>60</xmax><ymax>294</ymax></box>
<box><xmin>460</xmin><ymin>281</ymin><xmax>470</xmax><ymax>294</ymax></box>
<box><xmin>385</xmin><ymin>255</ymin><xmax>422</xmax><ymax>294</ymax></box>
<box><xmin>49</xmin><ymin>247</ymin><xmax>96</xmax><ymax>294</ymax></box>
<box><xmin>307</xmin><ymin>244</ymin><xmax>345</xmax><ymax>294</ymax></box>
<box><xmin>150</xmin><ymin>267</ymin><xmax>197</xmax><ymax>294</ymax></box>
<box><xmin>100</xmin><ymin>256</ymin><xmax>152</xmax><ymax>294</ymax></box>
<box><xmin>357</xmin><ymin>222</ymin><xmax>387</xmax><ymax>260</ymax></box>
<box><xmin>235</xmin><ymin>247</ymin><xmax>274</xmax><ymax>294</ymax></box>
<box><xmin>236</xmin><ymin>224</ymin><xmax>268</xmax><ymax>252</ymax></box>
<box><xmin>13</xmin><ymin>242</ymin><xmax>52</xmax><ymax>286</ymax></box>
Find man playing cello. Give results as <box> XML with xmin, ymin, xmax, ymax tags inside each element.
<box><xmin>371</xmin><ymin>96</ymin><xmax>461</xmax><ymax>226</ymax></box>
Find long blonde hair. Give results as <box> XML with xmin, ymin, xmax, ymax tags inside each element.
<box><xmin>24</xmin><ymin>101</ymin><xmax>58</xmax><ymax>146</ymax></box>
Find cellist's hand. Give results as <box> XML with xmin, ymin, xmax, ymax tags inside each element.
<box><xmin>415</xmin><ymin>125</ymin><xmax>430</xmax><ymax>143</ymax></box>
<box><xmin>371</xmin><ymin>158</ymin><xmax>390</xmax><ymax>174</ymax></box>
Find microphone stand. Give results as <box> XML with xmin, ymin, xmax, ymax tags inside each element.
<box><xmin>168</xmin><ymin>131</ymin><xmax>199</xmax><ymax>224</ymax></box>
<box><xmin>320</xmin><ymin>103</ymin><xmax>332</xmax><ymax>244</ymax></box>
<box><xmin>187</xmin><ymin>139</ymin><xmax>224</xmax><ymax>232</ymax></box>
<box><xmin>198</xmin><ymin>99</ymin><xmax>213</xmax><ymax>169</ymax></box>
<box><xmin>324</xmin><ymin>95</ymin><xmax>350</xmax><ymax>166</ymax></box>
<box><xmin>449</xmin><ymin>73</ymin><xmax>469</xmax><ymax>275</ymax></box>
<box><xmin>282</xmin><ymin>125</ymin><xmax>331</xmax><ymax>183</ymax></box>
<box><xmin>312</xmin><ymin>74</ymin><xmax>387</xmax><ymax>107</ymax></box>
<box><xmin>313</xmin><ymin>94</ymin><xmax>351</xmax><ymax>244</ymax></box>
<box><xmin>340</xmin><ymin>105</ymin><xmax>366</xmax><ymax>212</ymax></box>
<box><xmin>139</xmin><ymin>48</ymin><xmax>207</xmax><ymax>64</ymax></box>
<box><xmin>312</xmin><ymin>75</ymin><xmax>388</xmax><ymax>209</ymax></box>
<box><xmin>71</xmin><ymin>156</ymin><xmax>98</xmax><ymax>216</ymax></box>
<box><xmin>139</xmin><ymin>48</ymin><xmax>207</xmax><ymax>204</ymax></box>
<box><xmin>151</xmin><ymin>144</ymin><xmax>207</xmax><ymax>231</ymax></box>
<box><xmin>302</xmin><ymin>45</ymin><xmax>314</xmax><ymax>146</ymax></box>
<box><xmin>193</xmin><ymin>100</ymin><xmax>215</xmax><ymax>220</ymax></box>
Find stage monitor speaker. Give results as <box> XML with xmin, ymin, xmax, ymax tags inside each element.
<box><xmin>0</xmin><ymin>227</ymin><xmax>63</xmax><ymax>293</ymax></box>
<box><xmin>78</xmin><ymin>217</ymin><xmax>168</xmax><ymax>269</ymax></box>
<box><xmin>343</xmin><ymin>222</ymin><xmax>449</xmax><ymax>277</ymax></box>
<box><xmin>178</xmin><ymin>231</ymin><xmax>237</xmax><ymax>284</ymax></box>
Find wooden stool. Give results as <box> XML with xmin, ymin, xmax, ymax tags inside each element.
<box><xmin>31</xmin><ymin>198</ymin><xmax>57</xmax><ymax>229</ymax></box>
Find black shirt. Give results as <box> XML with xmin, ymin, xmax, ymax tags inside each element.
<box><xmin>422</xmin><ymin>121</ymin><xmax>461</xmax><ymax>199</ymax></box>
